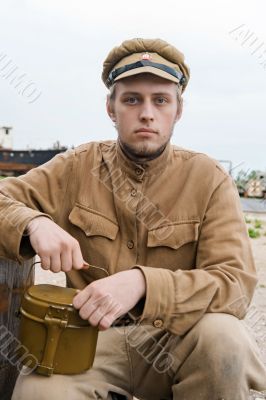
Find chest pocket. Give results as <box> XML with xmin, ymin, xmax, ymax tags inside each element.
<box><xmin>147</xmin><ymin>220</ymin><xmax>199</xmax><ymax>250</ymax></box>
<box><xmin>69</xmin><ymin>204</ymin><xmax>119</xmax><ymax>240</ymax></box>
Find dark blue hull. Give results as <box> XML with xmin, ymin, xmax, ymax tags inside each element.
<box><xmin>0</xmin><ymin>148</ymin><xmax>67</xmax><ymax>175</ymax></box>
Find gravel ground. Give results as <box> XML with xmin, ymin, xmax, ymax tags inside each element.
<box><xmin>244</xmin><ymin>214</ymin><xmax>266</xmax><ymax>399</ymax></box>
<box><xmin>34</xmin><ymin>213</ymin><xmax>266</xmax><ymax>399</ymax></box>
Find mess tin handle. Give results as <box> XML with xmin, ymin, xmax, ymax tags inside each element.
<box><xmin>37</xmin><ymin>305</ymin><xmax>69</xmax><ymax>376</ymax></box>
<box><xmin>82</xmin><ymin>262</ymin><xmax>109</xmax><ymax>277</ymax></box>
<box><xmin>25</xmin><ymin>260</ymin><xmax>109</xmax><ymax>281</ymax></box>
<box><xmin>28</xmin><ymin>260</ymin><xmax>109</xmax><ymax>278</ymax></box>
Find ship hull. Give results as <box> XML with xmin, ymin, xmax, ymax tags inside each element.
<box><xmin>0</xmin><ymin>148</ymin><xmax>67</xmax><ymax>176</ymax></box>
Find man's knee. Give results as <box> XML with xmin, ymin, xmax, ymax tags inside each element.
<box><xmin>12</xmin><ymin>370</ymin><xmax>75</xmax><ymax>400</ymax></box>
<box><xmin>188</xmin><ymin>313</ymin><xmax>249</xmax><ymax>377</ymax></box>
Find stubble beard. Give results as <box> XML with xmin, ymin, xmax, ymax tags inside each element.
<box><xmin>118</xmin><ymin>127</ymin><xmax>175</xmax><ymax>163</ymax></box>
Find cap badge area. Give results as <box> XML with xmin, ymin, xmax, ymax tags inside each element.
<box><xmin>141</xmin><ymin>53</ymin><xmax>152</xmax><ymax>60</ymax></box>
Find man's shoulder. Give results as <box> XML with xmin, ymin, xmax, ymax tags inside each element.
<box><xmin>171</xmin><ymin>145</ymin><xmax>229</xmax><ymax>178</ymax></box>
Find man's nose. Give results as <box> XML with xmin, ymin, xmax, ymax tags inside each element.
<box><xmin>139</xmin><ymin>101</ymin><xmax>155</xmax><ymax>121</ymax></box>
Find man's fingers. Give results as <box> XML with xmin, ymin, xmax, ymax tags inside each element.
<box><xmin>73</xmin><ymin>286</ymin><xmax>92</xmax><ymax>309</ymax></box>
<box><xmin>74</xmin><ymin>289</ymin><xmax>108</xmax><ymax>314</ymax></box>
<box><xmin>79</xmin><ymin>294</ymin><xmax>114</xmax><ymax>321</ymax></box>
<box><xmin>80</xmin><ymin>295</ymin><xmax>122</xmax><ymax>328</ymax></box>
<box><xmin>40</xmin><ymin>255</ymin><xmax>51</xmax><ymax>270</ymax></box>
<box><xmin>60</xmin><ymin>250</ymin><xmax>73</xmax><ymax>272</ymax></box>
<box><xmin>50</xmin><ymin>253</ymin><xmax>62</xmax><ymax>273</ymax></box>
<box><xmin>88</xmin><ymin>305</ymin><xmax>114</xmax><ymax>327</ymax></box>
<box><xmin>28</xmin><ymin>217</ymin><xmax>85</xmax><ymax>273</ymax></box>
<box><xmin>98</xmin><ymin>304</ymin><xmax>123</xmax><ymax>330</ymax></box>
<box><xmin>98</xmin><ymin>314</ymin><xmax>116</xmax><ymax>330</ymax></box>
<box><xmin>78</xmin><ymin>299</ymin><xmax>97</xmax><ymax>320</ymax></box>
<box><xmin>72</xmin><ymin>242</ymin><xmax>84</xmax><ymax>270</ymax></box>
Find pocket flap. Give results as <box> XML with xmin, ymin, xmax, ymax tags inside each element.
<box><xmin>148</xmin><ymin>221</ymin><xmax>199</xmax><ymax>250</ymax></box>
<box><xmin>69</xmin><ymin>204</ymin><xmax>118</xmax><ymax>240</ymax></box>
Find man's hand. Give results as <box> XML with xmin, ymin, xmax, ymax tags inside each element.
<box><xmin>27</xmin><ymin>216</ymin><xmax>84</xmax><ymax>272</ymax></box>
<box><xmin>73</xmin><ymin>269</ymin><xmax>146</xmax><ymax>330</ymax></box>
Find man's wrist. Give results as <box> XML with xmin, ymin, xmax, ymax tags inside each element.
<box><xmin>25</xmin><ymin>215</ymin><xmax>50</xmax><ymax>235</ymax></box>
<box><xmin>129</xmin><ymin>268</ymin><xmax>146</xmax><ymax>298</ymax></box>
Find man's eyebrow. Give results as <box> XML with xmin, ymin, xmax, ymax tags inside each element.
<box><xmin>152</xmin><ymin>92</ymin><xmax>173</xmax><ymax>96</ymax></box>
<box><xmin>120</xmin><ymin>91</ymin><xmax>141</xmax><ymax>96</ymax></box>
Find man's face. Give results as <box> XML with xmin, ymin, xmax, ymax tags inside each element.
<box><xmin>106</xmin><ymin>74</ymin><xmax>183</xmax><ymax>161</ymax></box>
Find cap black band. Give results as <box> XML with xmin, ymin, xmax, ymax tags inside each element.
<box><xmin>106</xmin><ymin>60</ymin><xmax>185</xmax><ymax>87</ymax></box>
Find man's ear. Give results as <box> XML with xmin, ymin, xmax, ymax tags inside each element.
<box><xmin>106</xmin><ymin>95</ymin><xmax>116</xmax><ymax>122</ymax></box>
<box><xmin>175</xmin><ymin>97</ymin><xmax>183</xmax><ymax>123</ymax></box>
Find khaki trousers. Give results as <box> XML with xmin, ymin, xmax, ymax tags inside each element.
<box><xmin>12</xmin><ymin>313</ymin><xmax>266</xmax><ymax>400</ymax></box>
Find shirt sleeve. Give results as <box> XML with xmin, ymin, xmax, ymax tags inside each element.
<box><xmin>134</xmin><ymin>175</ymin><xmax>257</xmax><ymax>335</ymax></box>
<box><xmin>0</xmin><ymin>149</ymin><xmax>75</xmax><ymax>263</ymax></box>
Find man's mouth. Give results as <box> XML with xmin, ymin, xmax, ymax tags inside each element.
<box><xmin>135</xmin><ymin>128</ymin><xmax>157</xmax><ymax>134</ymax></box>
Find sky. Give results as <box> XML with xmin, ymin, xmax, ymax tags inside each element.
<box><xmin>0</xmin><ymin>0</ymin><xmax>266</xmax><ymax>174</ymax></box>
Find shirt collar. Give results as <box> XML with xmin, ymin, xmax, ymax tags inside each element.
<box><xmin>116</xmin><ymin>140</ymin><xmax>172</xmax><ymax>179</ymax></box>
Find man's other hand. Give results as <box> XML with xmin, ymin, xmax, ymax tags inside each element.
<box><xmin>73</xmin><ymin>269</ymin><xmax>146</xmax><ymax>330</ymax></box>
<box><xmin>27</xmin><ymin>216</ymin><xmax>84</xmax><ymax>272</ymax></box>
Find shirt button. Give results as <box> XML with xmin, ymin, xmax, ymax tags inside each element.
<box><xmin>135</xmin><ymin>168</ymin><xmax>142</xmax><ymax>176</ymax></box>
<box><xmin>127</xmin><ymin>240</ymin><xmax>134</xmax><ymax>249</ymax></box>
<box><xmin>131</xmin><ymin>188</ymin><xmax>137</xmax><ymax>197</ymax></box>
<box><xmin>153</xmin><ymin>319</ymin><xmax>164</xmax><ymax>328</ymax></box>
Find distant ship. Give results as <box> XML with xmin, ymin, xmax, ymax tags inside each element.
<box><xmin>0</xmin><ymin>127</ymin><xmax>67</xmax><ymax>176</ymax></box>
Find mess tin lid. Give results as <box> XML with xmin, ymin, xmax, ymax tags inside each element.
<box><xmin>27</xmin><ymin>284</ymin><xmax>78</xmax><ymax>305</ymax></box>
<box><xmin>21</xmin><ymin>284</ymin><xmax>89</xmax><ymax>327</ymax></box>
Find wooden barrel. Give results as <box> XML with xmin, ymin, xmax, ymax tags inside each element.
<box><xmin>0</xmin><ymin>258</ymin><xmax>34</xmax><ymax>400</ymax></box>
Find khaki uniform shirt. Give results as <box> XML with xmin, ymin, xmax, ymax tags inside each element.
<box><xmin>0</xmin><ymin>141</ymin><xmax>256</xmax><ymax>335</ymax></box>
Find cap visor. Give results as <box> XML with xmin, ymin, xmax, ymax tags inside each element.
<box><xmin>113</xmin><ymin>66</ymin><xmax>179</xmax><ymax>84</ymax></box>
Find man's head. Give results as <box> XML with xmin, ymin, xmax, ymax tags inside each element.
<box><xmin>102</xmin><ymin>38</ymin><xmax>190</xmax><ymax>162</ymax></box>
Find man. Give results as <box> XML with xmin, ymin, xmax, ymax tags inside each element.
<box><xmin>0</xmin><ymin>38</ymin><xmax>265</xmax><ymax>400</ymax></box>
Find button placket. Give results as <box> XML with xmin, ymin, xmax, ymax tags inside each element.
<box><xmin>127</xmin><ymin>240</ymin><xmax>134</xmax><ymax>249</ymax></box>
<box><xmin>131</xmin><ymin>188</ymin><xmax>137</xmax><ymax>197</ymax></box>
<box><xmin>134</xmin><ymin>167</ymin><xmax>144</xmax><ymax>181</ymax></box>
<box><xmin>135</xmin><ymin>167</ymin><xmax>142</xmax><ymax>176</ymax></box>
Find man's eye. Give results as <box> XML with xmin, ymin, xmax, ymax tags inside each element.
<box><xmin>125</xmin><ymin>97</ymin><xmax>138</xmax><ymax>104</ymax></box>
<box><xmin>155</xmin><ymin>97</ymin><xmax>167</xmax><ymax>104</ymax></box>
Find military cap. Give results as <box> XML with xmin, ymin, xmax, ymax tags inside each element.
<box><xmin>102</xmin><ymin>38</ymin><xmax>190</xmax><ymax>93</ymax></box>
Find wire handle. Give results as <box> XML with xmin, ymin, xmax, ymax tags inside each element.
<box><xmin>82</xmin><ymin>262</ymin><xmax>109</xmax><ymax>277</ymax></box>
<box><xmin>25</xmin><ymin>260</ymin><xmax>109</xmax><ymax>284</ymax></box>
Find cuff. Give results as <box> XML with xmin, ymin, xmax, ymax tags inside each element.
<box><xmin>132</xmin><ymin>265</ymin><xmax>175</xmax><ymax>329</ymax></box>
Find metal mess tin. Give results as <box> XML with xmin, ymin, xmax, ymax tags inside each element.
<box><xmin>18</xmin><ymin>284</ymin><xmax>98</xmax><ymax>377</ymax></box>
